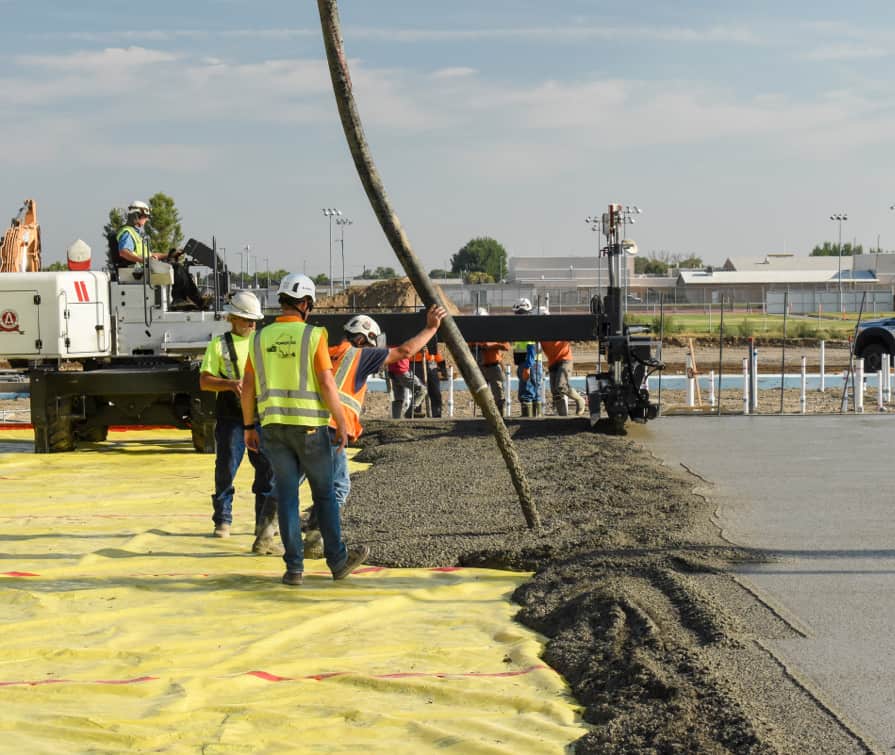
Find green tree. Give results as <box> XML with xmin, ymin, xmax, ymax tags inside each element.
<box><xmin>359</xmin><ymin>266</ymin><xmax>398</xmax><ymax>279</ymax></box>
<box><xmin>428</xmin><ymin>268</ymin><xmax>458</xmax><ymax>279</ymax></box>
<box><xmin>673</xmin><ymin>255</ymin><xmax>704</xmax><ymax>269</ymax></box>
<box><xmin>466</xmin><ymin>271</ymin><xmax>495</xmax><ymax>284</ymax></box>
<box><xmin>146</xmin><ymin>193</ymin><xmax>184</xmax><ymax>255</ymax></box>
<box><xmin>42</xmin><ymin>260</ymin><xmax>67</xmax><ymax>271</ymax></box>
<box><xmin>313</xmin><ymin>273</ymin><xmax>330</xmax><ymax>286</ymax></box>
<box><xmin>635</xmin><ymin>254</ymin><xmax>670</xmax><ymax>275</ymax></box>
<box><xmin>811</xmin><ymin>241</ymin><xmax>863</xmax><ymax>256</ymax></box>
<box><xmin>450</xmin><ymin>237</ymin><xmax>508</xmax><ymax>281</ymax></box>
<box><xmin>103</xmin><ymin>207</ymin><xmax>127</xmax><ymax>268</ymax></box>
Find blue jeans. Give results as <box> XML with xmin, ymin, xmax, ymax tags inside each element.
<box><xmin>212</xmin><ymin>417</ymin><xmax>276</xmax><ymax>528</ymax></box>
<box><xmin>517</xmin><ymin>362</ymin><xmax>543</xmax><ymax>403</ymax></box>
<box><xmin>304</xmin><ymin>443</ymin><xmax>350</xmax><ymax>529</ymax></box>
<box><xmin>262</xmin><ymin>424</ymin><xmax>348</xmax><ymax>574</ymax></box>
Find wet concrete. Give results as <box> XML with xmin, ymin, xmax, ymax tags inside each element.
<box><xmin>635</xmin><ymin>414</ymin><xmax>895</xmax><ymax>752</ymax></box>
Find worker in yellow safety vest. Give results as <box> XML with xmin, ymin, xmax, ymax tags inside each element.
<box><xmin>241</xmin><ymin>273</ymin><xmax>369</xmax><ymax>587</ymax></box>
<box><xmin>116</xmin><ymin>200</ymin><xmax>163</xmax><ymax>266</ymax></box>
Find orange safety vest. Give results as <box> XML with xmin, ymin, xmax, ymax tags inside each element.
<box><xmin>470</xmin><ymin>342</ymin><xmax>510</xmax><ymax>367</ymax></box>
<box><xmin>328</xmin><ymin>342</ymin><xmax>367</xmax><ymax>440</ymax></box>
<box><xmin>540</xmin><ymin>341</ymin><xmax>573</xmax><ymax>368</ymax></box>
<box><xmin>411</xmin><ymin>349</ymin><xmax>444</xmax><ymax>363</ymax></box>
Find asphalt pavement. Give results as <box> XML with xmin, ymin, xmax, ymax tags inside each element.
<box><xmin>635</xmin><ymin>414</ymin><xmax>895</xmax><ymax>753</ymax></box>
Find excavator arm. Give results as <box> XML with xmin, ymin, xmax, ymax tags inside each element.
<box><xmin>0</xmin><ymin>199</ymin><xmax>41</xmax><ymax>272</ymax></box>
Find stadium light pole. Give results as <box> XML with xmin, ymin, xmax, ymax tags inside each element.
<box><xmin>621</xmin><ymin>206</ymin><xmax>643</xmax><ymax>314</ymax></box>
<box><xmin>585</xmin><ymin>215</ymin><xmax>604</xmax><ymax>298</ymax></box>
<box><xmin>335</xmin><ymin>216</ymin><xmax>353</xmax><ymax>291</ymax></box>
<box><xmin>322</xmin><ymin>208</ymin><xmax>342</xmax><ymax>296</ymax></box>
<box><xmin>831</xmin><ymin>213</ymin><xmax>847</xmax><ymax>314</ymax></box>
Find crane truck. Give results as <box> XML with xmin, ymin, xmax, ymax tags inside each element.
<box><xmin>0</xmin><ymin>239</ymin><xmax>231</xmax><ymax>452</ymax></box>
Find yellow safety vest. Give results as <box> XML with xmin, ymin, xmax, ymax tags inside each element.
<box><xmin>117</xmin><ymin>225</ymin><xmax>148</xmax><ymax>261</ymax></box>
<box><xmin>250</xmin><ymin>321</ymin><xmax>330</xmax><ymax>427</ymax></box>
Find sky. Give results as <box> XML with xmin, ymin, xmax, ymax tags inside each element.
<box><xmin>2</xmin><ymin>1</ymin><xmax>895</xmax><ymax>276</ymax></box>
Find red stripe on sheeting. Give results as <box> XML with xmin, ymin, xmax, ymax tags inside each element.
<box><xmin>1</xmin><ymin>426</ymin><xmax>186</xmax><ymax>434</ymax></box>
<box><xmin>1</xmin><ymin>571</ymin><xmax>39</xmax><ymax>577</ymax></box>
<box><xmin>246</xmin><ymin>665</ymin><xmax>548</xmax><ymax>683</ymax></box>
<box><xmin>0</xmin><ymin>676</ymin><xmax>157</xmax><ymax>687</ymax></box>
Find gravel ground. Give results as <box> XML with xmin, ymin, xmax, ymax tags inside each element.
<box><xmin>343</xmin><ymin>418</ymin><xmax>872</xmax><ymax>754</ymax></box>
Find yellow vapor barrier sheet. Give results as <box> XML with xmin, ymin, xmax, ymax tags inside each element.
<box><xmin>0</xmin><ymin>429</ymin><xmax>588</xmax><ymax>752</ymax></box>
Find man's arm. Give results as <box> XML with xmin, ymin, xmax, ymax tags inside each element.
<box><xmin>199</xmin><ymin>372</ymin><xmax>242</xmax><ymax>396</ymax></box>
<box><xmin>383</xmin><ymin>305</ymin><xmax>447</xmax><ymax>366</ymax></box>
<box><xmin>316</xmin><ymin>368</ymin><xmax>349</xmax><ymax>451</ymax></box>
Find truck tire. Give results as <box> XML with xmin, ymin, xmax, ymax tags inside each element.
<box><xmin>75</xmin><ymin>425</ymin><xmax>109</xmax><ymax>443</ymax></box>
<box><xmin>47</xmin><ymin>400</ymin><xmax>75</xmax><ymax>452</ymax></box>
<box><xmin>860</xmin><ymin>343</ymin><xmax>885</xmax><ymax>373</ymax></box>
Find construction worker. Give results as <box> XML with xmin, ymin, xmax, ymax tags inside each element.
<box><xmin>469</xmin><ymin>308</ymin><xmax>511</xmax><ymax>415</ymax></box>
<box><xmin>240</xmin><ymin>273</ymin><xmax>368</xmax><ymax>586</ymax></box>
<box><xmin>512</xmin><ymin>298</ymin><xmax>543</xmax><ymax>416</ymax></box>
<box><xmin>199</xmin><ymin>291</ymin><xmax>278</xmax><ymax>551</ymax></box>
<box><xmin>387</xmin><ymin>356</ymin><xmax>426</xmax><ymax>418</ymax></box>
<box><xmin>116</xmin><ymin>200</ymin><xmax>163</xmax><ymax>266</ymax></box>
<box><xmin>411</xmin><ymin>344</ymin><xmax>444</xmax><ymax>417</ymax></box>
<box><xmin>539</xmin><ymin>307</ymin><xmax>587</xmax><ymax>416</ymax></box>
<box><xmin>304</xmin><ymin>304</ymin><xmax>447</xmax><ymax>558</ymax></box>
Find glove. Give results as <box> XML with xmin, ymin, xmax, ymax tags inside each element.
<box><xmin>521</xmin><ymin>368</ymin><xmax>531</xmax><ymax>381</ymax></box>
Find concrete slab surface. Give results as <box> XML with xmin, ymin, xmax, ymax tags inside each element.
<box><xmin>634</xmin><ymin>414</ymin><xmax>895</xmax><ymax>753</ymax></box>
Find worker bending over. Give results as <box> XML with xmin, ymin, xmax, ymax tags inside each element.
<box><xmin>241</xmin><ymin>273</ymin><xmax>368</xmax><ymax>586</ymax></box>
<box><xmin>304</xmin><ymin>304</ymin><xmax>447</xmax><ymax>558</ymax></box>
<box><xmin>539</xmin><ymin>308</ymin><xmax>587</xmax><ymax>416</ymax></box>
<box><xmin>468</xmin><ymin>308</ymin><xmax>510</xmax><ymax>416</ymax></box>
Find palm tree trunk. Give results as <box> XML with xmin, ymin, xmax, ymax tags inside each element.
<box><xmin>316</xmin><ymin>0</ymin><xmax>540</xmax><ymax>529</ymax></box>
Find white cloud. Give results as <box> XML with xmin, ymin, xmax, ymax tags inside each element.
<box><xmin>431</xmin><ymin>67</ymin><xmax>477</xmax><ymax>79</ymax></box>
<box><xmin>20</xmin><ymin>46</ymin><xmax>180</xmax><ymax>70</ymax></box>
<box><xmin>799</xmin><ymin>44</ymin><xmax>890</xmax><ymax>62</ymax></box>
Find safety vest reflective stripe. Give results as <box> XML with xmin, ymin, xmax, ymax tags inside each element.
<box><xmin>252</xmin><ymin>321</ymin><xmax>330</xmax><ymax>425</ymax></box>
<box><xmin>333</xmin><ymin>347</ymin><xmax>363</xmax><ymax>415</ymax></box>
<box><xmin>117</xmin><ymin>226</ymin><xmax>147</xmax><ymax>260</ymax></box>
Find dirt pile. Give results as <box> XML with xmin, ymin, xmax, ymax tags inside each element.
<box><xmin>319</xmin><ymin>277</ymin><xmax>460</xmax><ymax>314</ymax></box>
<box><xmin>344</xmin><ymin>419</ymin><xmax>869</xmax><ymax>753</ymax></box>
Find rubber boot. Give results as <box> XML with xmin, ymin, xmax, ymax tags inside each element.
<box><xmin>554</xmin><ymin>398</ymin><xmax>568</xmax><ymax>416</ymax></box>
<box><xmin>533</xmin><ymin>401</ymin><xmax>542</xmax><ymax>417</ymax></box>
<box><xmin>521</xmin><ymin>402</ymin><xmax>533</xmax><ymax>417</ymax></box>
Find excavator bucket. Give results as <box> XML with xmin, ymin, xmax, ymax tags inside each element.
<box><xmin>0</xmin><ymin>199</ymin><xmax>41</xmax><ymax>272</ymax></box>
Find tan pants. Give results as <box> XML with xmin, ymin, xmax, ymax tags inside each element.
<box><xmin>548</xmin><ymin>360</ymin><xmax>586</xmax><ymax>415</ymax></box>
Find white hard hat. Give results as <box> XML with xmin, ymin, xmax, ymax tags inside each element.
<box><xmin>66</xmin><ymin>239</ymin><xmax>91</xmax><ymax>271</ymax></box>
<box><xmin>127</xmin><ymin>200</ymin><xmax>151</xmax><ymax>217</ymax></box>
<box><xmin>227</xmin><ymin>291</ymin><xmax>264</xmax><ymax>321</ymax></box>
<box><xmin>474</xmin><ymin>307</ymin><xmax>489</xmax><ymax>316</ymax></box>
<box><xmin>344</xmin><ymin>314</ymin><xmax>381</xmax><ymax>346</ymax></box>
<box><xmin>277</xmin><ymin>273</ymin><xmax>316</xmax><ymax>304</ymax></box>
<box><xmin>512</xmin><ymin>298</ymin><xmax>532</xmax><ymax>314</ymax></box>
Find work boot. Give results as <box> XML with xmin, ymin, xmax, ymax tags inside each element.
<box><xmin>252</xmin><ymin>536</ymin><xmax>284</xmax><ymax>556</ymax></box>
<box><xmin>304</xmin><ymin>530</ymin><xmax>324</xmax><ymax>560</ymax></box>
<box><xmin>520</xmin><ymin>402</ymin><xmax>533</xmax><ymax>417</ymax></box>
<box><xmin>332</xmin><ymin>544</ymin><xmax>370</xmax><ymax>580</ymax></box>
<box><xmin>533</xmin><ymin>402</ymin><xmax>542</xmax><ymax>417</ymax></box>
<box><xmin>554</xmin><ymin>398</ymin><xmax>569</xmax><ymax>416</ymax></box>
<box><xmin>574</xmin><ymin>398</ymin><xmax>587</xmax><ymax>416</ymax></box>
<box><xmin>281</xmin><ymin>571</ymin><xmax>303</xmax><ymax>586</ymax></box>
<box><xmin>213</xmin><ymin>523</ymin><xmax>231</xmax><ymax>538</ymax></box>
